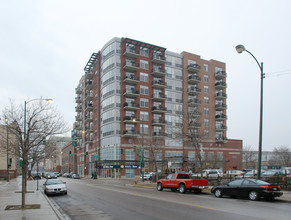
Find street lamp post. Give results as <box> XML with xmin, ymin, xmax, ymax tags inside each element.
<box><xmin>4</xmin><ymin>118</ymin><xmax>9</xmax><ymax>182</ymax></box>
<box><xmin>236</xmin><ymin>44</ymin><xmax>264</xmax><ymax>179</ymax></box>
<box><xmin>23</xmin><ymin>98</ymin><xmax>53</xmax><ymax>191</ymax></box>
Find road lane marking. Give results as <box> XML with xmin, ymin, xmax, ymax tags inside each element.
<box><xmin>188</xmin><ymin>203</ymin><xmax>216</xmax><ymax>210</ymax></box>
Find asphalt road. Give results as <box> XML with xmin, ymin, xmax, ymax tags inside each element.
<box><xmin>47</xmin><ymin>178</ymin><xmax>291</xmax><ymax>220</ymax></box>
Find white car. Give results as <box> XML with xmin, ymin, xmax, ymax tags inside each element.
<box><xmin>225</xmin><ymin>170</ymin><xmax>244</xmax><ymax>176</ymax></box>
<box><xmin>140</xmin><ymin>173</ymin><xmax>151</xmax><ymax>180</ymax></box>
<box><xmin>43</xmin><ymin>179</ymin><xmax>67</xmax><ymax>195</ymax></box>
<box><xmin>192</xmin><ymin>169</ymin><xmax>223</xmax><ymax>178</ymax></box>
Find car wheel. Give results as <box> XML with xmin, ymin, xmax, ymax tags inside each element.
<box><xmin>179</xmin><ymin>184</ymin><xmax>186</xmax><ymax>194</ymax></box>
<box><xmin>249</xmin><ymin>191</ymin><xmax>259</xmax><ymax>201</ymax></box>
<box><xmin>171</xmin><ymin>188</ymin><xmax>176</xmax><ymax>192</ymax></box>
<box><xmin>214</xmin><ymin>189</ymin><xmax>223</xmax><ymax>198</ymax></box>
<box><xmin>157</xmin><ymin>183</ymin><xmax>163</xmax><ymax>191</ymax></box>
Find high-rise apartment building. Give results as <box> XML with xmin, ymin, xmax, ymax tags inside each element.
<box><xmin>74</xmin><ymin>37</ymin><xmax>242</xmax><ymax>178</ymax></box>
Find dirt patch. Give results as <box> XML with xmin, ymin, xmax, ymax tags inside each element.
<box><xmin>5</xmin><ymin>204</ymin><xmax>40</xmax><ymax>210</ymax></box>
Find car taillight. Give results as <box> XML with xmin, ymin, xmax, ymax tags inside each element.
<box><xmin>260</xmin><ymin>185</ymin><xmax>281</xmax><ymax>190</ymax></box>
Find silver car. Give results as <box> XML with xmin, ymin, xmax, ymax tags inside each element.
<box><xmin>43</xmin><ymin>179</ymin><xmax>67</xmax><ymax>195</ymax></box>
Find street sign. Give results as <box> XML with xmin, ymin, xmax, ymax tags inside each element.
<box><xmin>93</xmin><ymin>155</ymin><xmax>99</xmax><ymax>159</ymax></box>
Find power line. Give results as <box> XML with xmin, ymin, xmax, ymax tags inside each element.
<box><xmin>265</xmin><ymin>72</ymin><xmax>291</xmax><ymax>78</ymax></box>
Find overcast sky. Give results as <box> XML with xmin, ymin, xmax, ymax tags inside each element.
<box><xmin>1</xmin><ymin>0</ymin><xmax>290</xmax><ymax>151</ymax></box>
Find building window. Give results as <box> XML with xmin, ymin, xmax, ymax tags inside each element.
<box><xmin>140</xmin><ymin>72</ymin><xmax>149</xmax><ymax>82</ymax></box>
<box><xmin>204</xmin><ymin>108</ymin><xmax>209</xmax><ymax>116</ymax></box>
<box><xmin>204</xmin><ymin>75</ymin><xmax>209</xmax><ymax>83</ymax></box>
<box><xmin>204</xmin><ymin>119</ymin><xmax>209</xmax><ymax>127</ymax></box>
<box><xmin>140</xmin><ymin>124</ymin><xmax>149</xmax><ymax>134</ymax></box>
<box><xmin>204</xmin><ymin>64</ymin><xmax>208</xmax><ymax>72</ymax></box>
<box><xmin>140</xmin><ymin>111</ymin><xmax>149</xmax><ymax>121</ymax></box>
<box><xmin>204</xmin><ymin>97</ymin><xmax>209</xmax><ymax>105</ymax></box>
<box><xmin>140</xmin><ymin>47</ymin><xmax>149</xmax><ymax>57</ymax></box>
<box><xmin>140</xmin><ymin>98</ymin><xmax>149</xmax><ymax>108</ymax></box>
<box><xmin>204</xmin><ymin>86</ymin><xmax>209</xmax><ymax>94</ymax></box>
<box><xmin>140</xmin><ymin>85</ymin><xmax>149</xmax><ymax>95</ymax></box>
<box><xmin>204</xmin><ymin>130</ymin><xmax>209</xmax><ymax>138</ymax></box>
<box><xmin>140</xmin><ymin>60</ymin><xmax>149</xmax><ymax>70</ymax></box>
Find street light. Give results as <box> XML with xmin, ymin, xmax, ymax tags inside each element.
<box><xmin>4</xmin><ymin>118</ymin><xmax>9</xmax><ymax>182</ymax></box>
<box><xmin>23</xmin><ymin>98</ymin><xmax>53</xmax><ymax>191</ymax></box>
<box><xmin>235</xmin><ymin>44</ymin><xmax>264</xmax><ymax>179</ymax></box>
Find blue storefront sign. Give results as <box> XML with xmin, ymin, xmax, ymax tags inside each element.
<box><xmin>100</xmin><ymin>165</ymin><xmax>139</xmax><ymax>169</ymax></box>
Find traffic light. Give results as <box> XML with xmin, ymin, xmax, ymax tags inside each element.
<box><xmin>43</xmin><ymin>139</ymin><xmax>46</xmax><ymax>145</ymax></box>
<box><xmin>72</xmin><ymin>137</ymin><xmax>76</xmax><ymax>146</ymax></box>
<box><xmin>86</xmin><ymin>152</ymin><xmax>88</xmax><ymax>157</ymax></box>
<box><xmin>69</xmin><ymin>151</ymin><xmax>72</xmax><ymax>156</ymax></box>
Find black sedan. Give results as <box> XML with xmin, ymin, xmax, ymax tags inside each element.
<box><xmin>211</xmin><ymin>179</ymin><xmax>283</xmax><ymax>201</ymax></box>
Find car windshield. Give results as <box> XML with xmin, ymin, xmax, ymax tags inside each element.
<box><xmin>45</xmin><ymin>179</ymin><xmax>64</xmax><ymax>185</ymax></box>
<box><xmin>249</xmin><ymin>179</ymin><xmax>269</xmax><ymax>185</ymax></box>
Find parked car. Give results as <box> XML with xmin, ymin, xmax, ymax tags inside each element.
<box><xmin>237</xmin><ymin>170</ymin><xmax>259</xmax><ymax>179</ymax></box>
<box><xmin>280</xmin><ymin>167</ymin><xmax>291</xmax><ymax>176</ymax></box>
<box><xmin>225</xmin><ymin>170</ymin><xmax>244</xmax><ymax>177</ymax></box>
<box><xmin>62</xmin><ymin>173</ymin><xmax>70</xmax><ymax>177</ymax></box>
<box><xmin>31</xmin><ymin>172</ymin><xmax>41</xmax><ymax>180</ymax></box>
<box><xmin>192</xmin><ymin>169</ymin><xmax>223</xmax><ymax>178</ymax></box>
<box><xmin>43</xmin><ymin>179</ymin><xmax>67</xmax><ymax>195</ymax></box>
<box><xmin>211</xmin><ymin>178</ymin><xmax>283</xmax><ymax>201</ymax></box>
<box><xmin>71</xmin><ymin>174</ymin><xmax>80</xmax><ymax>179</ymax></box>
<box><xmin>45</xmin><ymin>172</ymin><xmax>57</xmax><ymax>179</ymax></box>
<box><xmin>140</xmin><ymin>173</ymin><xmax>151</xmax><ymax>180</ymax></box>
<box><xmin>157</xmin><ymin>173</ymin><xmax>208</xmax><ymax>194</ymax></box>
<box><xmin>54</xmin><ymin>172</ymin><xmax>61</xmax><ymax>177</ymax></box>
<box><xmin>261</xmin><ymin>170</ymin><xmax>281</xmax><ymax>177</ymax></box>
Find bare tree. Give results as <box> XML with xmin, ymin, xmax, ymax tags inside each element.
<box><xmin>170</xmin><ymin>105</ymin><xmax>205</xmax><ymax>178</ymax></box>
<box><xmin>242</xmin><ymin>145</ymin><xmax>257</xmax><ymax>170</ymax></box>
<box><xmin>270</xmin><ymin>146</ymin><xmax>291</xmax><ymax>167</ymax></box>
<box><xmin>1</xmin><ymin>100</ymin><xmax>68</xmax><ymax>208</ymax></box>
<box><xmin>147</xmin><ymin>136</ymin><xmax>164</xmax><ymax>174</ymax></box>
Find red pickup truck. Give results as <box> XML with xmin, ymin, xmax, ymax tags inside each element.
<box><xmin>157</xmin><ymin>173</ymin><xmax>208</xmax><ymax>194</ymax></box>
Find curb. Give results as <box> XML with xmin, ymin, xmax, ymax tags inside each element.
<box><xmin>41</xmin><ymin>190</ymin><xmax>69</xmax><ymax>220</ymax></box>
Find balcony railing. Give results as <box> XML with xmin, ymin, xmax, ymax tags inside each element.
<box><xmin>152</xmin><ymin>54</ymin><xmax>166</xmax><ymax>64</ymax></box>
<box><xmin>75</xmin><ymin>88</ymin><xmax>82</xmax><ymax>94</ymax></box>
<box><xmin>123</xmin><ymin>75</ymin><xmax>139</xmax><ymax>84</ymax></box>
<box><xmin>215</xmin><ymin>103</ymin><xmax>227</xmax><ymax>110</ymax></box>
<box><xmin>85</xmin><ymin>115</ymin><xmax>93</xmax><ymax>122</ymax></box>
<box><xmin>152</xmin><ymin>93</ymin><xmax>167</xmax><ymax>101</ymax></box>
<box><xmin>188</xmin><ymin>87</ymin><xmax>201</xmax><ymax>95</ymax></box>
<box><xmin>152</xmin><ymin>80</ymin><xmax>167</xmax><ymax>88</ymax></box>
<box><xmin>152</xmin><ymin>131</ymin><xmax>167</xmax><ymax>138</ymax></box>
<box><xmin>85</xmin><ymin>80</ymin><xmax>93</xmax><ymax>90</ymax></box>
<box><xmin>215</xmin><ymin>71</ymin><xmax>227</xmax><ymax>79</ymax></box>
<box><xmin>152</xmin><ymin>106</ymin><xmax>167</xmax><ymax>113</ymax></box>
<box><xmin>75</xmin><ymin>106</ymin><xmax>82</xmax><ymax>112</ymax></box>
<box><xmin>75</xmin><ymin>97</ymin><xmax>82</xmax><ymax>103</ymax></box>
<box><xmin>187</xmin><ymin>64</ymin><xmax>201</xmax><ymax>73</ymax></box>
<box><xmin>216</xmin><ymin>125</ymin><xmax>227</xmax><ymax>130</ymax></box>
<box><xmin>123</xmin><ymin>89</ymin><xmax>140</xmax><ymax>98</ymax></box>
<box><xmin>188</xmin><ymin>98</ymin><xmax>201</xmax><ymax>106</ymax></box>
<box><xmin>152</xmin><ymin>119</ymin><xmax>167</xmax><ymax>125</ymax></box>
<box><xmin>123</xmin><ymin>129</ymin><xmax>139</xmax><ymax>137</ymax></box>
<box><xmin>215</xmin><ymin>114</ymin><xmax>227</xmax><ymax>120</ymax></box>
<box><xmin>123</xmin><ymin>102</ymin><xmax>140</xmax><ymax>110</ymax></box>
<box><xmin>123</xmin><ymin>61</ymin><xmax>139</xmax><ymax>71</ymax></box>
<box><xmin>85</xmin><ymin>103</ymin><xmax>93</xmax><ymax>112</ymax></box>
<box><xmin>123</xmin><ymin>116</ymin><xmax>138</xmax><ymax>123</ymax></box>
<box><xmin>75</xmin><ymin>115</ymin><xmax>82</xmax><ymax>121</ymax></box>
<box><xmin>215</xmin><ymin>81</ymin><xmax>227</xmax><ymax>89</ymax></box>
<box><xmin>123</xmin><ymin>47</ymin><xmax>139</xmax><ymax>58</ymax></box>
<box><xmin>215</xmin><ymin>92</ymin><xmax>227</xmax><ymax>99</ymax></box>
<box><xmin>151</xmin><ymin>67</ymin><xmax>166</xmax><ymax>77</ymax></box>
<box><xmin>188</xmin><ymin>75</ymin><xmax>201</xmax><ymax>84</ymax></box>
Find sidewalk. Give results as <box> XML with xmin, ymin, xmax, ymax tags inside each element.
<box><xmin>0</xmin><ymin>177</ymin><xmax>61</xmax><ymax>220</ymax></box>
